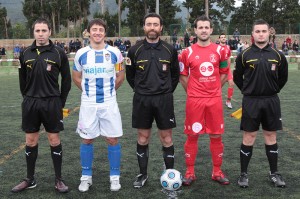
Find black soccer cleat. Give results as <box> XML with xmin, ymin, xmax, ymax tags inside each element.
<box><xmin>269</xmin><ymin>172</ymin><xmax>286</xmax><ymax>188</ymax></box>
<box><xmin>237</xmin><ymin>172</ymin><xmax>249</xmax><ymax>188</ymax></box>
<box><xmin>133</xmin><ymin>174</ymin><xmax>148</xmax><ymax>188</ymax></box>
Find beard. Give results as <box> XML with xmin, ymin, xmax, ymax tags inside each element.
<box><xmin>145</xmin><ymin>30</ymin><xmax>160</xmax><ymax>41</ymax></box>
<box><xmin>197</xmin><ymin>35</ymin><xmax>210</xmax><ymax>42</ymax></box>
<box><xmin>256</xmin><ymin>40</ymin><xmax>268</xmax><ymax>45</ymax></box>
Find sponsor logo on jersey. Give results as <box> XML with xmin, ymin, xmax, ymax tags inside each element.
<box><xmin>138</xmin><ymin>65</ymin><xmax>144</xmax><ymax>70</ymax></box>
<box><xmin>271</xmin><ymin>64</ymin><xmax>276</xmax><ymax>71</ymax></box>
<box><xmin>162</xmin><ymin>64</ymin><xmax>167</xmax><ymax>71</ymax></box>
<box><xmin>179</xmin><ymin>62</ymin><xmax>184</xmax><ymax>72</ymax></box>
<box><xmin>210</xmin><ymin>54</ymin><xmax>216</xmax><ymax>63</ymax></box>
<box><xmin>46</xmin><ymin>64</ymin><xmax>52</xmax><ymax>71</ymax></box>
<box><xmin>199</xmin><ymin>62</ymin><xmax>214</xmax><ymax>77</ymax></box>
<box><xmin>105</xmin><ymin>53</ymin><xmax>110</xmax><ymax>61</ymax></box>
<box><xmin>83</xmin><ymin>66</ymin><xmax>113</xmax><ymax>75</ymax></box>
<box><xmin>192</xmin><ymin>122</ymin><xmax>202</xmax><ymax>133</ymax></box>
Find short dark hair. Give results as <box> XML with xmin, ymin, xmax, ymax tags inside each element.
<box><xmin>143</xmin><ymin>13</ymin><xmax>163</xmax><ymax>26</ymax></box>
<box><xmin>87</xmin><ymin>18</ymin><xmax>107</xmax><ymax>33</ymax></box>
<box><xmin>32</xmin><ymin>18</ymin><xmax>51</xmax><ymax>30</ymax></box>
<box><xmin>252</xmin><ymin>19</ymin><xmax>269</xmax><ymax>30</ymax></box>
<box><xmin>219</xmin><ymin>33</ymin><xmax>226</xmax><ymax>38</ymax></box>
<box><xmin>194</xmin><ymin>15</ymin><xmax>212</xmax><ymax>28</ymax></box>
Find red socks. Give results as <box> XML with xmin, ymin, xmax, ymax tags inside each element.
<box><xmin>184</xmin><ymin>135</ymin><xmax>199</xmax><ymax>175</ymax></box>
<box><xmin>227</xmin><ymin>87</ymin><xmax>234</xmax><ymax>100</ymax></box>
<box><xmin>210</xmin><ymin>136</ymin><xmax>224</xmax><ymax>173</ymax></box>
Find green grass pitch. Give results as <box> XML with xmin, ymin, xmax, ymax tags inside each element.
<box><xmin>0</xmin><ymin>64</ymin><xmax>299</xmax><ymax>198</ymax></box>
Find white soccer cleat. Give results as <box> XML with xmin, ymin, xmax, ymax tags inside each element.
<box><xmin>226</xmin><ymin>101</ymin><xmax>233</xmax><ymax>109</ymax></box>
<box><xmin>78</xmin><ymin>175</ymin><xmax>92</xmax><ymax>192</ymax></box>
<box><xmin>110</xmin><ymin>175</ymin><xmax>121</xmax><ymax>191</ymax></box>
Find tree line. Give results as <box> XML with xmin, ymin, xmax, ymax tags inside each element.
<box><xmin>0</xmin><ymin>0</ymin><xmax>299</xmax><ymax>39</ymax></box>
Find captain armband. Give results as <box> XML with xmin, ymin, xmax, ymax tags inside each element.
<box><xmin>115</xmin><ymin>63</ymin><xmax>124</xmax><ymax>72</ymax></box>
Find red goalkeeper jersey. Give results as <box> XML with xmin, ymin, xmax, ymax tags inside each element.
<box><xmin>180</xmin><ymin>42</ymin><xmax>229</xmax><ymax>98</ymax></box>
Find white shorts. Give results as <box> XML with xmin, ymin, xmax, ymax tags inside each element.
<box><xmin>76</xmin><ymin>101</ymin><xmax>123</xmax><ymax>139</ymax></box>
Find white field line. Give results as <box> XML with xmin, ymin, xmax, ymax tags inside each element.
<box><xmin>0</xmin><ymin>106</ymin><xmax>80</xmax><ymax>165</ymax></box>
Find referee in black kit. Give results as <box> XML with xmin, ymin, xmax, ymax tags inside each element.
<box><xmin>234</xmin><ymin>19</ymin><xmax>288</xmax><ymax>188</ymax></box>
<box><xmin>11</xmin><ymin>18</ymin><xmax>71</xmax><ymax>193</ymax></box>
<box><xmin>125</xmin><ymin>13</ymin><xmax>180</xmax><ymax>188</ymax></box>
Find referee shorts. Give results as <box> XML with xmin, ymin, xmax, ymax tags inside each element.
<box><xmin>241</xmin><ymin>95</ymin><xmax>282</xmax><ymax>132</ymax></box>
<box><xmin>21</xmin><ymin>96</ymin><xmax>64</xmax><ymax>133</ymax></box>
<box><xmin>132</xmin><ymin>93</ymin><xmax>176</xmax><ymax>130</ymax></box>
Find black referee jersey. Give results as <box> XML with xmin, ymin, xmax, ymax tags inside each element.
<box><xmin>19</xmin><ymin>39</ymin><xmax>71</xmax><ymax>107</ymax></box>
<box><xmin>233</xmin><ymin>43</ymin><xmax>288</xmax><ymax>96</ymax></box>
<box><xmin>126</xmin><ymin>39</ymin><xmax>180</xmax><ymax>95</ymax></box>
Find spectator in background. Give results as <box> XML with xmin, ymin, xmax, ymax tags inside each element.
<box><xmin>74</xmin><ymin>39</ymin><xmax>82</xmax><ymax>52</ymax></box>
<box><xmin>286</xmin><ymin>35</ymin><xmax>292</xmax><ymax>50</ymax></box>
<box><xmin>172</xmin><ymin>29</ymin><xmax>177</xmax><ymax>45</ymax></box>
<box><xmin>54</xmin><ymin>40</ymin><xmax>60</xmax><ymax>47</ymax></box>
<box><xmin>20</xmin><ymin>44</ymin><xmax>26</xmax><ymax>52</ymax></box>
<box><xmin>13</xmin><ymin>44</ymin><xmax>21</xmax><ymax>59</ymax></box>
<box><xmin>184</xmin><ymin>29</ymin><xmax>190</xmax><ymax>47</ymax></box>
<box><xmin>228</xmin><ymin>37</ymin><xmax>237</xmax><ymax>50</ymax></box>
<box><xmin>233</xmin><ymin>28</ymin><xmax>240</xmax><ymax>40</ymax></box>
<box><xmin>118</xmin><ymin>41</ymin><xmax>127</xmax><ymax>57</ymax></box>
<box><xmin>69</xmin><ymin>40</ymin><xmax>74</xmax><ymax>52</ymax></box>
<box><xmin>82</xmin><ymin>29</ymin><xmax>90</xmax><ymax>47</ymax></box>
<box><xmin>114</xmin><ymin>38</ymin><xmax>122</xmax><ymax>48</ymax></box>
<box><xmin>63</xmin><ymin>44</ymin><xmax>69</xmax><ymax>54</ymax></box>
<box><xmin>282</xmin><ymin>41</ymin><xmax>289</xmax><ymax>55</ymax></box>
<box><xmin>123</xmin><ymin>39</ymin><xmax>131</xmax><ymax>51</ymax></box>
<box><xmin>60</xmin><ymin>41</ymin><xmax>65</xmax><ymax>49</ymax></box>
<box><xmin>106</xmin><ymin>39</ymin><xmax>113</xmax><ymax>46</ymax></box>
<box><xmin>1</xmin><ymin>46</ymin><xmax>6</xmax><ymax>56</ymax></box>
<box><xmin>292</xmin><ymin>40</ymin><xmax>299</xmax><ymax>54</ymax></box>
<box><xmin>174</xmin><ymin>40</ymin><xmax>182</xmax><ymax>53</ymax></box>
<box><xmin>242</xmin><ymin>41</ymin><xmax>250</xmax><ymax>50</ymax></box>
<box><xmin>269</xmin><ymin>27</ymin><xmax>276</xmax><ymax>45</ymax></box>
<box><xmin>237</xmin><ymin>40</ymin><xmax>244</xmax><ymax>54</ymax></box>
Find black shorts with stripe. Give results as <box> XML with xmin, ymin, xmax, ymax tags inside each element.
<box><xmin>21</xmin><ymin>96</ymin><xmax>64</xmax><ymax>133</ymax></box>
<box><xmin>132</xmin><ymin>92</ymin><xmax>176</xmax><ymax>130</ymax></box>
<box><xmin>241</xmin><ymin>95</ymin><xmax>282</xmax><ymax>132</ymax></box>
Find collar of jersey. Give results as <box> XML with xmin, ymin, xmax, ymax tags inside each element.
<box><xmin>144</xmin><ymin>39</ymin><xmax>162</xmax><ymax>50</ymax></box>
<box><xmin>252</xmin><ymin>43</ymin><xmax>272</xmax><ymax>52</ymax></box>
<box><xmin>31</xmin><ymin>39</ymin><xmax>54</xmax><ymax>52</ymax></box>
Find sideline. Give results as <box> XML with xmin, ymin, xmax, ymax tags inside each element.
<box><xmin>0</xmin><ymin>106</ymin><xmax>80</xmax><ymax>166</ymax></box>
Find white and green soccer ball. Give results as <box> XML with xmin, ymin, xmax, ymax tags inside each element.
<box><xmin>160</xmin><ymin>169</ymin><xmax>182</xmax><ymax>191</ymax></box>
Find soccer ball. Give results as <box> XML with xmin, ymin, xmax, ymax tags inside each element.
<box><xmin>160</xmin><ymin>169</ymin><xmax>182</xmax><ymax>191</ymax></box>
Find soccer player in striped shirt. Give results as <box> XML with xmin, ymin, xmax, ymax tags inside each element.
<box><xmin>73</xmin><ymin>18</ymin><xmax>125</xmax><ymax>192</ymax></box>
